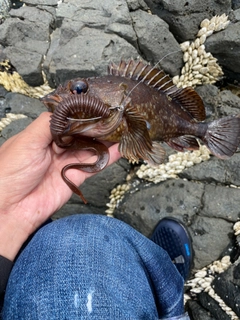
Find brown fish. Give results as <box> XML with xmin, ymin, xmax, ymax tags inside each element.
<box><xmin>41</xmin><ymin>60</ymin><xmax>240</xmax><ymax>202</ymax></box>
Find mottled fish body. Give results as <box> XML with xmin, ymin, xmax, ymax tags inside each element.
<box><xmin>41</xmin><ymin>60</ymin><xmax>240</xmax><ymax>201</ymax></box>
<box><xmin>81</xmin><ymin>75</ymin><xmax>205</xmax><ymax>142</ymax></box>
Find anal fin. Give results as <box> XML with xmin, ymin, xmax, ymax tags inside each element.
<box><xmin>145</xmin><ymin>142</ymin><xmax>166</xmax><ymax>165</ymax></box>
<box><xmin>167</xmin><ymin>136</ymin><xmax>200</xmax><ymax>152</ymax></box>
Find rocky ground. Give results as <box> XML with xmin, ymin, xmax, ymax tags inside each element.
<box><xmin>1</xmin><ymin>0</ymin><xmax>240</xmax><ymax>319</ymax></box>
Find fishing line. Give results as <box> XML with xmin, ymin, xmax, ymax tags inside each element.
<box><xmin>120</xmin><ymin>49</ymin><xmax>182</xmax><ymax>108</ymax></box>
<box><xmin>67</xmin><ymin>116</ymin><xmax>102</xmax><ymax>122</ymax></box>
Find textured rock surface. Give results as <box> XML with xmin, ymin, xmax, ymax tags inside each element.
<box><xmin>0</xmin><ymin>6</ymin><xmax>53</xmax><ymax>85</ymax></box>
<box><xmin>145</xmin><ymin>0</ymin><xmax>232</xmax><ymax>42</ymax></box>
<box><xmin>114</xmin><ymin>178</ymin><xmax>236</xmax><ymax>270</ymax></box>
<box><xmin>197</xmin><ymin>292</ymin><xmax>232</xmax><ymax>320</ymax></box>
<box><xmin>187</xmin><ymin>300</ymin><xmax>216</xmax><ymax>320</ymax></box>
<box><xmin>1</xmin><ymin>1</ymin><xmax>240</xmax><ymax>319</ymax></box>
<box><xmin>0</xmin><ymin>0</ymin><xmax>11</xmax><ymax>17</ymax></box>
<box><xmin>205</xmin><ymin>22</ymin><xmax>240</xmax><ymax>81</ymax></box>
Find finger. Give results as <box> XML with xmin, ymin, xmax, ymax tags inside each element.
<box><xmin>107</xmin><ymin>143</ymin><xmax>121</xmax><ymax>165</ymax></box>
<box><xmin>52</xmin><ymin>141</ymin><xmax>66</xmax><ymax>155</ymax></box>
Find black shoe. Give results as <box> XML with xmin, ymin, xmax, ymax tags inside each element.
<box><xmin>150</xmin><ymin>217</ymin><xmax>194</xmax><ymax>281</ymax></box>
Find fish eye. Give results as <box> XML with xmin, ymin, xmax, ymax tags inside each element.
<box><xmin>70</xmin><ymin>80</ymin><xmax>88</xmax><ymax>94</ymax></box>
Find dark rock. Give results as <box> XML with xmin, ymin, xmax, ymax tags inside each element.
<box><xmin>179</xmin><ymin>153</ymin><xmax>240</xmax><ymax>186</ymax></box>
<box><xmin>197</xmin><ymin>292</ymin><xmax>231</xmax><ymax>320</ymax></box>
<box><xmin>114</xmin><ymin>178</ymin><xmax>234</xmax><ymax>269</ymax></box>
<box><xmin>23</xmin><ymin>0</ymin><xmax>59</xmax><ymax>5</ymax></box>
<box><xmin>233</xmin><ymin>8</ymin><xmax>240</xmax><ymax>21</ymax></box>
<box><xmin>130</xmin><ymin>9</ymin><xmax>182</xmax><ymax>76</ymax></box>
<box><xmin>205</xmin><ymin>22</ymin><xmax>240</xmax><ymax>83</ymax></box>
<box><xmin>0</xmin><ymin>136</ymin><xmax>5</xmax><ymax>146</ymax></box>
<box><xmin>195</xmin><ymin>84</ymin><xmax>219</xmax><ymax>119</ymax></box>
<box><xmin>8</xmin><ymin>5</ymin><xmax>53</xmax><ymax>26</ymax></box>
<box><xmin>203</xmin><ymin>183</ymin><xmax>240</xmax><ymax>222</ymax></box>
<box><xmin>3</xmin><ymin>92</ymin><xmax>46</xmax><ymax>119</ymax></box>
<box><xmin>43</xmin><ymin>0</ymin><xmax>182</xmax><ymax>86</ymax></box>
<box><xmin>73</xmin><ymin>159</ymin><xmax>131</xmax><ymax>208</ymax></box>
<box><xmin>190</xmin><ymin>216</ymin><xmax>233</xmax><ymax>269</ymax></box>
<box><xmin>0</xmin><ymin>99</ymin><xmax>5</xmax><ymax>118</ymax></box>
<box><xmin>217</xmin><ymin>90</ymin><xmax>240</xmax><ymax>116</ymax></box>
<box><xmin>115</xmin><ymin>179</ymin><xmax>203</xmax><ymax>237</ymax></box>
<box><xmin>145</xmin><ymin>0</ymin><xmax>232</xmax><ymax>42</ymax></box>
<box><xmin>52</xmin><ymin>204</ymin><xmax>105</xmax><ymax>220</ymax></box>
<box><xmin>232</xmin><ymin>0</ymin><xmax>240</xmax><ymax>10</ymax></box>
<box><xmin>212</xmin><ymin>258</ymin><xmax>240</xmax><ymax>317</ymax></box>
<box><xmin>0</xmin><ymin>0</ymin><xmax>11</xmax><ymax>17</ymax></box>
<box><xmin>53</xmin><ymin>160</ymin><xmax>131</xmax><ymax>219</ymax></box>
<box><xmin>0</xmin><ymin>86</ymin><xmax>8</xmax><ymax>118</ymax></box>
<box><xmin>126</xmin><ymin>0</ymin><xmax>149</xmax><ymax>11</ymax></box>
<box><xmin>1</xmin><ymin>117</ymin><xmax>32</xmax><ymax>140</ymax></box>
<box><xmin>44</xmin><ymin>28</ymin><xmax>139</xmax><ymax>87</ymax></box>
<box><xmin>3</xmin><ymin>47</ymin><xmax>44</xmax><ymax>86</ymax></box>
<box><xmin>187</xmin><ymin>300</ymin><xmax>217</xmax><ymax>320</ymax></box>
<box><xmin>0</xmin><ymin>6</ymin><xmax>53</xmax><ymax>85</ymax></box>
<box><xmin>0</xmin><ymin>44</ymin><xmax>7</xmax><ymax>60</ymax></box>
<box><xmin>0</xmin><ymin>85</ymin><xmax>8</xmax><ymax>98</ymax></box>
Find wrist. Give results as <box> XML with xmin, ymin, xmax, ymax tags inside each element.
<box><xmin>0</xmin><ymin>215</ymin><xmax>31</xmax><ymax>261</ymax></box>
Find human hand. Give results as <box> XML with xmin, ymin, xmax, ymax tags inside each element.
<box><xmin>0</xmin><ymin>112</ymin><xmax>121</xmax><ymax>260</ymax></box>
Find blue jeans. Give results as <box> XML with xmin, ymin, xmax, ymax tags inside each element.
<box><xmin>3</xmin><ymin>214</ymin><xmax>188</xmax><ymax>319</ymax></box>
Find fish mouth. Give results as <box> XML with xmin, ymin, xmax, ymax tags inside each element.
<box><xmin>47</xmin><ymin>93</ymin><xmax>125</xmax><ymax>147</ymax></box>
<box><xmin>40</xmin><ymin>93</ymin><xmax>64</xmax><ymax>112</ymax></box>
<box><xmin>62</xmin><ymin>106</ymin><xmax>124</xmax><ymax>139</ymax></box>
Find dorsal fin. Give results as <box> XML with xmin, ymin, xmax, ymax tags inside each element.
<box><xmin>167</xmin><ymin>87</ymin><xmax>206</xmax><ymax>121</ymax></box>
<box><xmin>108</xmin><ymin>59</ymin><xmax>175</xmax><ymax>92</ymax></box>
<box><xmin>108</xmin><ymin>60</ymin><xmax>206</xmax><ymax>121</ymax></box>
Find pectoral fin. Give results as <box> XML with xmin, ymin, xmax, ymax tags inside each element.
<box><xmin>119</xmin><ymin>119</ymin><xmax>151</xmax><ymax>163</ymax></box>
<box><xmin>119</xmin><ymin>106</ymin><xmax>165</xmax><ymax>165</ymax></box>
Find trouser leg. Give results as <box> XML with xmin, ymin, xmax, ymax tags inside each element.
<box><xmin>3</xmin><ymin>214</ymin><xmax>184</xmax><ymax>320</ymax></box>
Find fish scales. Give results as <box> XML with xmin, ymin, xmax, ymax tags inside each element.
<box><xmin>49</xmin><ymin>75</ymin><xmax>206</xmax><ymax>144</ymax></box>
<box><xmin>41</xmin><ymin>59</ymin><xmax>240</xmax><ymax>201</ymax></box>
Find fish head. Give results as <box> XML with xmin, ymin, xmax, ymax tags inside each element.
<box><xmin>40</xmin><ymin>78</ymin><xmax>89</xmax><ymax>112</ymax></box>
<box><xmin>41</xmin><ymin>76</ymin><xmax>130</xmax><ymax>110</ymax></box>
<box><xmin>41</xmin><ymin>76</ymin><xmax>130</xmax><ymax>144</ymax></box>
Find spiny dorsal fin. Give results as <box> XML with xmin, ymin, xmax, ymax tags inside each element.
<box><xmin>108</xmin><ymin>59</ymin><xmax>175</xmax><ymax>92</ymax></box>
<box><xmin>167</xmin><ymin>87</ymin><xmax>206</xmax><ymax>121</ymax></box>
<box><xmin>108</xmin><ymin>60</ymin><xmax>206</xmax><ymax>121</ymax></box>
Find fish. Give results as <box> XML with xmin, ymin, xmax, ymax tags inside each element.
<box><xmin>41</xmin><ymin>59</ymin><xmax>240</xmax><ymax>202</ymax></box>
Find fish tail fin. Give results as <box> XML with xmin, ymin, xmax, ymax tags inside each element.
<box><xmin>202</xmin><ymin>115</ymin><xmax>240</xmax><ymax>159</ymax></box>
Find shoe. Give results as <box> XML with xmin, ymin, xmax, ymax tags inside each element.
<box><xmin>150</xmin><ymin>217</ymin><xmax>194</xmax><ymax>281</ymax></box>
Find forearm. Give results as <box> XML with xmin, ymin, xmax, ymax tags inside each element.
<box><xmin>0</xmin><ymin>216</ymin><xmax>30</xmax><ymax>261</ymax></box>
<box><xmin>0</xmin><ymin>216</ymin><xmax>30</xmax><ymax>295</ymax></box>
